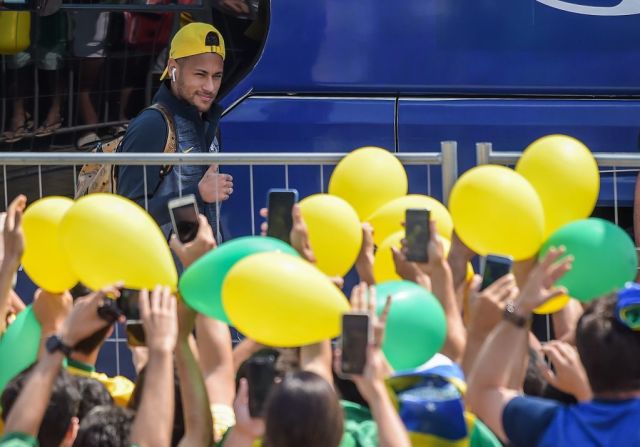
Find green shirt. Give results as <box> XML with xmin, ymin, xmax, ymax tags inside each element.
<box><xmin>0</xmin><ymin>433</ymin><xmax>38</xmax><ymax>447</ymax></box>
<box><xmin>339</xmin><ymin>400</ymin><xmax>378</xmax><ymax>447</ymax></box>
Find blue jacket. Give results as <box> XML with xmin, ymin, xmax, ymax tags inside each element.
<box><xmin>116</xmin><ymin>82</ymin><xmax>223</xmax><ymax>233</ymax></box>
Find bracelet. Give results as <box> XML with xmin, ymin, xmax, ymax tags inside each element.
<box><xmin>502</xmin><ymin>302</ymin><xmax>531</xmax><ymax>329</ymax></box>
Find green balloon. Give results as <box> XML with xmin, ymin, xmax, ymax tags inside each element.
<box><xmin>179</xmin><ymin>236</ymin><xmax>299</xmax><ymax>322</ymax></box>
<box><xmin>540</xmin><ymin>218</ymin><xmax>638</xmax><ymax>302</ymax></box>
<box><xmin>374</xmin><ymin>280</ymin><xmax>446</xmax><ymax>371</ymax></box>
<box><xmin>0</xmin><ymin>305</ymin><xmax>42</xmax><ymax>393</ymax></box>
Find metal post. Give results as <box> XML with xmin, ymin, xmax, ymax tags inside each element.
<box><xmin>440</xmin><ymin>141</ymin><xmax>458</xmax><ymax>204</ymax></box>
<box><xmin>476</xmin><ymin>142</ymin><xmax>493</xmax><ymax>165</ymax></box>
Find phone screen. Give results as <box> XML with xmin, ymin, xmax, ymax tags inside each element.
<box><xmin>481</xmin><ymin>255</ymin><xmax>513</xmax><ymax>290</ymax></box>
<box><xmin>406</xmin><ymin>209</ymin><xmax>430</xmax><ymax>263</ymax></box>
<box><xmin>169</xmin><ymin>195</ymin><xmax>200</xmax><ymax>243</ymax></box>
<box><xmin>266</xmin><ymin>190</ymin><xmax>297</xmax><ymax>244</ymax></box>
<box><xmin>117</xmin><ymin>289</ymin><xmax>140</xmax><ymax>320</ymax></box>
<box><xmin>246</xmin><ymin>356</ymin><xmax>277</xmax><ymax>417</ymax></box>
<box><xmin>125</xmin><ymin>322</ymin><xmax>146</xmax><ymax>347</ymax></box>
<box><xmin>340</xmin><ymin>313</ymin><xmax>370</xmax><ymax>376</ymax></box>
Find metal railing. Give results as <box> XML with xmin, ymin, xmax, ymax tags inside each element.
<box><xmin>476</xmin><ymin>142</ymin><xmax>640</xmax><ymax>227</ymax></box>
<box><xmin>0</xmin><ymin>140</ymin><xmax>458</xmax><ymax>208</ymax></box>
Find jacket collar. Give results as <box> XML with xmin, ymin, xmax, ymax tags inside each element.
<box><xmin>153</xmin><ymin>81</ymin><xmax>223</xmax><ymax>125</ymax></box>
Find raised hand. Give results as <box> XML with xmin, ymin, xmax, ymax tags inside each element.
<box><xmin>198</xmin><ymin>164</ymin><xmax>233</xmax><ymax>203</ymax></box>
<box><xmin>139</xmin><ymin>286</ymin><xmax>178</xmax><ymax>354</ymax></box>
<box><xmin>537</xmin><ymin>341</ymin><xmax>592</xmax><ymax>401</ymax></box>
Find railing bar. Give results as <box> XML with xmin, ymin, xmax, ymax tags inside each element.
<box><xmin>285</xmin><ymin>164</ymin><xmax>289</xmax><ymax>189</ymax></box>
<box><xmin>73</xmin><ymin>165</ymin><xmax>77</xmax><ymax>197</ymax></box>
<box><xmin>3</xmin><ymin>165</ymin><xmax>7</xmax><ymax>210</ymax></box>
<box><xmin>427</xmin><ymin>164</ymin><xmax>431</xmax><ymax>196</ymax></box>
<box><xmin>320</xmin><ymin>164</ymin><xmax>324</xmax><ymax>193</ymax></box>
<box><xmin>481</xmin><ymin>151</ymin><xmax>640</xmax><ymax>168</ymax></box>
<box><xmin>0</xmin><ymin>152</ymin><xmax>444</xmax><ymax>166</ymax></box>
<box><xmin>613</xmin><ymin>166</ymin><xmax>619</xmax><ymax>225</ymax></box>
<box><xmin>250</xmin><ymin>165</ymin><xmax>255</xmax><ymax>236</ymax></box>
<box><xmin>143</xmin><ymin>166</ymin><xmax>149</xmax><ymax>211</ymax></box>
<box><xmin>38</xmin><ymin>165</ymin><xmax>43</xmax><ymax>199</ymax></box>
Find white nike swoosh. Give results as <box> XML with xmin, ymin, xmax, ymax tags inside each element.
<box><xmin>183</xmin><ymin>147</ymin><xmax>195</xmax><ymax>153</ymax></box>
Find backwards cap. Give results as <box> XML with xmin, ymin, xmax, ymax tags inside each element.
<box><xmin>160</xmin><ymin>22</ymin><xmax>225</xmax><ymax>80</ymax></box>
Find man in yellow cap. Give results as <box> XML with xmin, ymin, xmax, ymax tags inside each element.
<box><xmin>117</xmin><ymin>22</ymin><xmax>233</xmax><ymax>243</ymax></box>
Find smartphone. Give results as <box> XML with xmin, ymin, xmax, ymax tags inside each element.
<box><xmin>117</xmin><ymin>289</ymin><xmax>140</xmax><ymax>320</ymax></box>
<box><xmin>246</xmin><ymin>355</ymin><xmax>278</xmax><ymax>417</ymax></box>
<box><xmin>405</xmin><ymin>208</ymin><xmax>430</xmax><ymax>262</ymax></box>
<box><xmin>266</xmin><ymin>189</ymin><xmax>298</xmax><ymax>244</ymax></box>
<box><xmin>481</xmin><ymin>254</ymin><xmax>514</xmax><ymax>291</ymax></box>
<box><xmin>168</xmin><ymin>195</ymin><xmax>200</xmax><ymax>243</ymax></box>
<box><xmin>339</xmin><ymin>313</ymin><xmax>371</xmax><ymax>377</ymax></box>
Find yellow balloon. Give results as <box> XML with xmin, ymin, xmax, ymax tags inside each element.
<box><xmin>22</xmin><ymin>197</ymin><xmax>78</xmax><ymax>293</ymax></box>
<box><xmin>60</xmin><ymin>194</ymin><xmax>177</xmax><ymax>291</ymax></box>
<box><xmin>328</xmin><ymin>147</ymin><xmax>407</xmax><ymax>220</ymax></box>
<box><xmin>449</xmin><ymin>165</ymin><xmax>544</xmax><ymax>261</ymax></box>
<box><xmin>534</xmin><ymin>294</ymin><xmax>571</xmax><ymax>315</ymax></box>
<box><xmin>223</xmin><ymin>252</ymin><xmax>350</xmax><ymax>347</ymax></box>
<box><xmin>373</xmin><ymin>231</ymin><xmax>473</xmax><ymax>283</ymax></box>
<box><xmin>516</xmin><ymin>135</ymin><xmax>599</xmax><ymax>238</ymax></box>
<box><xmin>367</xmin><ymin>194</ymin><xmax>453</xmax><ymax>246</ymax></box>
<box><xmin>300</xmin><ymin>194</ymin><xmax>362</xmax><ymax>277</ymax></box>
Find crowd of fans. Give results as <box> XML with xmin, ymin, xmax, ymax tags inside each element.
<box><xmin>0</xmin><ymin>190</ymin><xmax>638</xmax><ymax>447</ymax></box>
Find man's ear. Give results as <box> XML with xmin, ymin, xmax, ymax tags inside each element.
<box><xmin>62</xmin><ymin>416</ymin><xmax>80</xmax><ymax>447</ymax></box>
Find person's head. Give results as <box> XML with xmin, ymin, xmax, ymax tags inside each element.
<box><xmin>161</xmin><ymin>23</ymin><xmax>225</xmax><ymax>113</ymax></box>
<box><xmin>128</xmin><ymin>364</ymin><xmax>184</xmax><ymax>446</ymax></box>
<box><xmin>72</xmin><ymin>325</ymin><xmax>113</xmax><ymax>356</ymax></box>
<box><xmin>263</xmin><ymin>371</ymin><xmax>344</xmax><ymax>447</ymax></box>
<box><xmin>1</xmin><ymin>366</ymin><xmax>81</xmax><ymax>447</ymax></box>
<box><xmin>73</xmin><ymin>405</ymin><xmax>134</xmax><ymax>447</ymax></box>
<box><xmin>74</xmin><ymin>376</ymin><xmax>114</xmax><ymax>420</ymax></box>
<box><xmin>576</xmin><ymin>293</ymin><xmax>640</xmax><ymax>395</ymax></box>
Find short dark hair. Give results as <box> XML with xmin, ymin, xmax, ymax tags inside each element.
<box><xmin>1</xmin><ymin>366</ymin><xmax>81</xmax><ymax>447</ymax></box>
<box><xmin>128</xmin><ymin>365</ymin><xmax>184</xmax><ymax>447</ymax></box>
<box><xmin>73</xmin><ymin>405</ymin><xmax>134</xmax><ymax>447</ymax></box>
<box><xmin>74</xmin><ymin>376</ymin><xmax>114</xmax><ymax>420</ymax></box>
<box><xmin>263</xmin><ymin>371</ymin><xmax>344</xmax><ymax>447</ymax></box>
<box><xmin>576</xmin><ymin>294</ymin><xmax>640</xmax><ymax>394</ymax></box>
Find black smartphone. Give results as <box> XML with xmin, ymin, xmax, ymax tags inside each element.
<box><xmin>246</xmin><ymin>355</ymin><xmax>278</xmax><ymax>417</ymax></box>
<box><xmin>117</xmin><ymin>289</ymin><xmax>145</xmax><ymax>346</ymax></box>
<box><xmin>266</xmin><ymin>189</ymin><xmax>298</xmax><ymax>244</ymax></box>
<box><xmin>168</xmin><ymin>194</ymin><xmax>200</xmax><ymax>243</ymax></box>
<box><xmin>339</xmin><ymin>313</ymin><xmax>371</xmax><ymax>377</ymax></box>
<box><xmin>405</xmin><ymin>208</ymin><xmax>430</xmax><ymax>263</ymax></box>
<box><xmin>117</xmin><ymin>289</ymin><xmax>140</xmax><ymax>320</ymax></box>
<box><xmin>481</xmin><ymin>254</ymin><xmax>514</xmax><ymax>291</ymax></box>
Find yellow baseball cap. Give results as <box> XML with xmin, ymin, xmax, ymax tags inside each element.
<box><xmin>160</xmin><ymin>22</ymin><xmax>226</xmax><ymax>80</ymax></box>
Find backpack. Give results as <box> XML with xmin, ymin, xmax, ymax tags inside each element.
<box><xmin>75</xmin><ymin>103</ymin><xmax>177</xmax><ymax>198</ymax></box>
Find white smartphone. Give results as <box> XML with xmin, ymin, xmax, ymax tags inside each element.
<box><xmin>168</xmin><ymin>194</ymin><xmax>200</xmax><ymax>243</ymax></box>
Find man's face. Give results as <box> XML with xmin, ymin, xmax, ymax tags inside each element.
<box><xmin>172</xmin><ymin>53</ymin><xmax>224</xmax><ymax>113</ymax></box>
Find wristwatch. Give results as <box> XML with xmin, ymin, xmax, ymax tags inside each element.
<box><xmin>45</xmin><ymin>334</ymin><xmax>73</xmax><ymax>357</ymax></box>
<box><xmin>503</xmin><ymin>302</ymin><xmax>531</xmax><ymax>329</ymax></box>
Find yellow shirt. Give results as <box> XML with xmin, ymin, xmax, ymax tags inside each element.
<box><xmin>66</xmin><ymin>359</ymin><xmax>134</xmax><ymax>407</ymax></box>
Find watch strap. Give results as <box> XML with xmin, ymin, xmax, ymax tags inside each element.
<box><xmin>503</xmin><ymin>302</ymin><xmax>531</xmax><ymax>329</ymax></box>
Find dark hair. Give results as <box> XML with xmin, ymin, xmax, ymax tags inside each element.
<box><xmin>74</xmin><ymin>376</ymin><xmax>114</xmax><ymax>420</ymax></box>
<box><xmin>73</xmin><ymin>405</ymin><xmax>134</xmax><ymax>447</ymax></box>
<box><xmin>1</xmin><ymin>366</ymin><xmax>81</xmax><ymax>447</ymax></box>
<box><xmin>128</xmin><ymin>365</ymin><xmax>184</xmax><ymax>447</ymax></box>
<box><xmin>576</xmin><ymin>294</ymin><xmax>640</xmax><ymax>394</ymax></box>
<box><xmin>73</xmin><ymin>325</ymin><xmax>112</xmax><ymax>355</ymax></box>
<box><xmin>263</xmin><ymin>371</ymin><xmax>344</xmax><ymax>447</ymax></box>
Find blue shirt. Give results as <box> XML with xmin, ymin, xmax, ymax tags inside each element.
<box><xmin>503</xmin><ymin>395</ymin><xmax>640</xmax><ymax>447</ymax></box>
